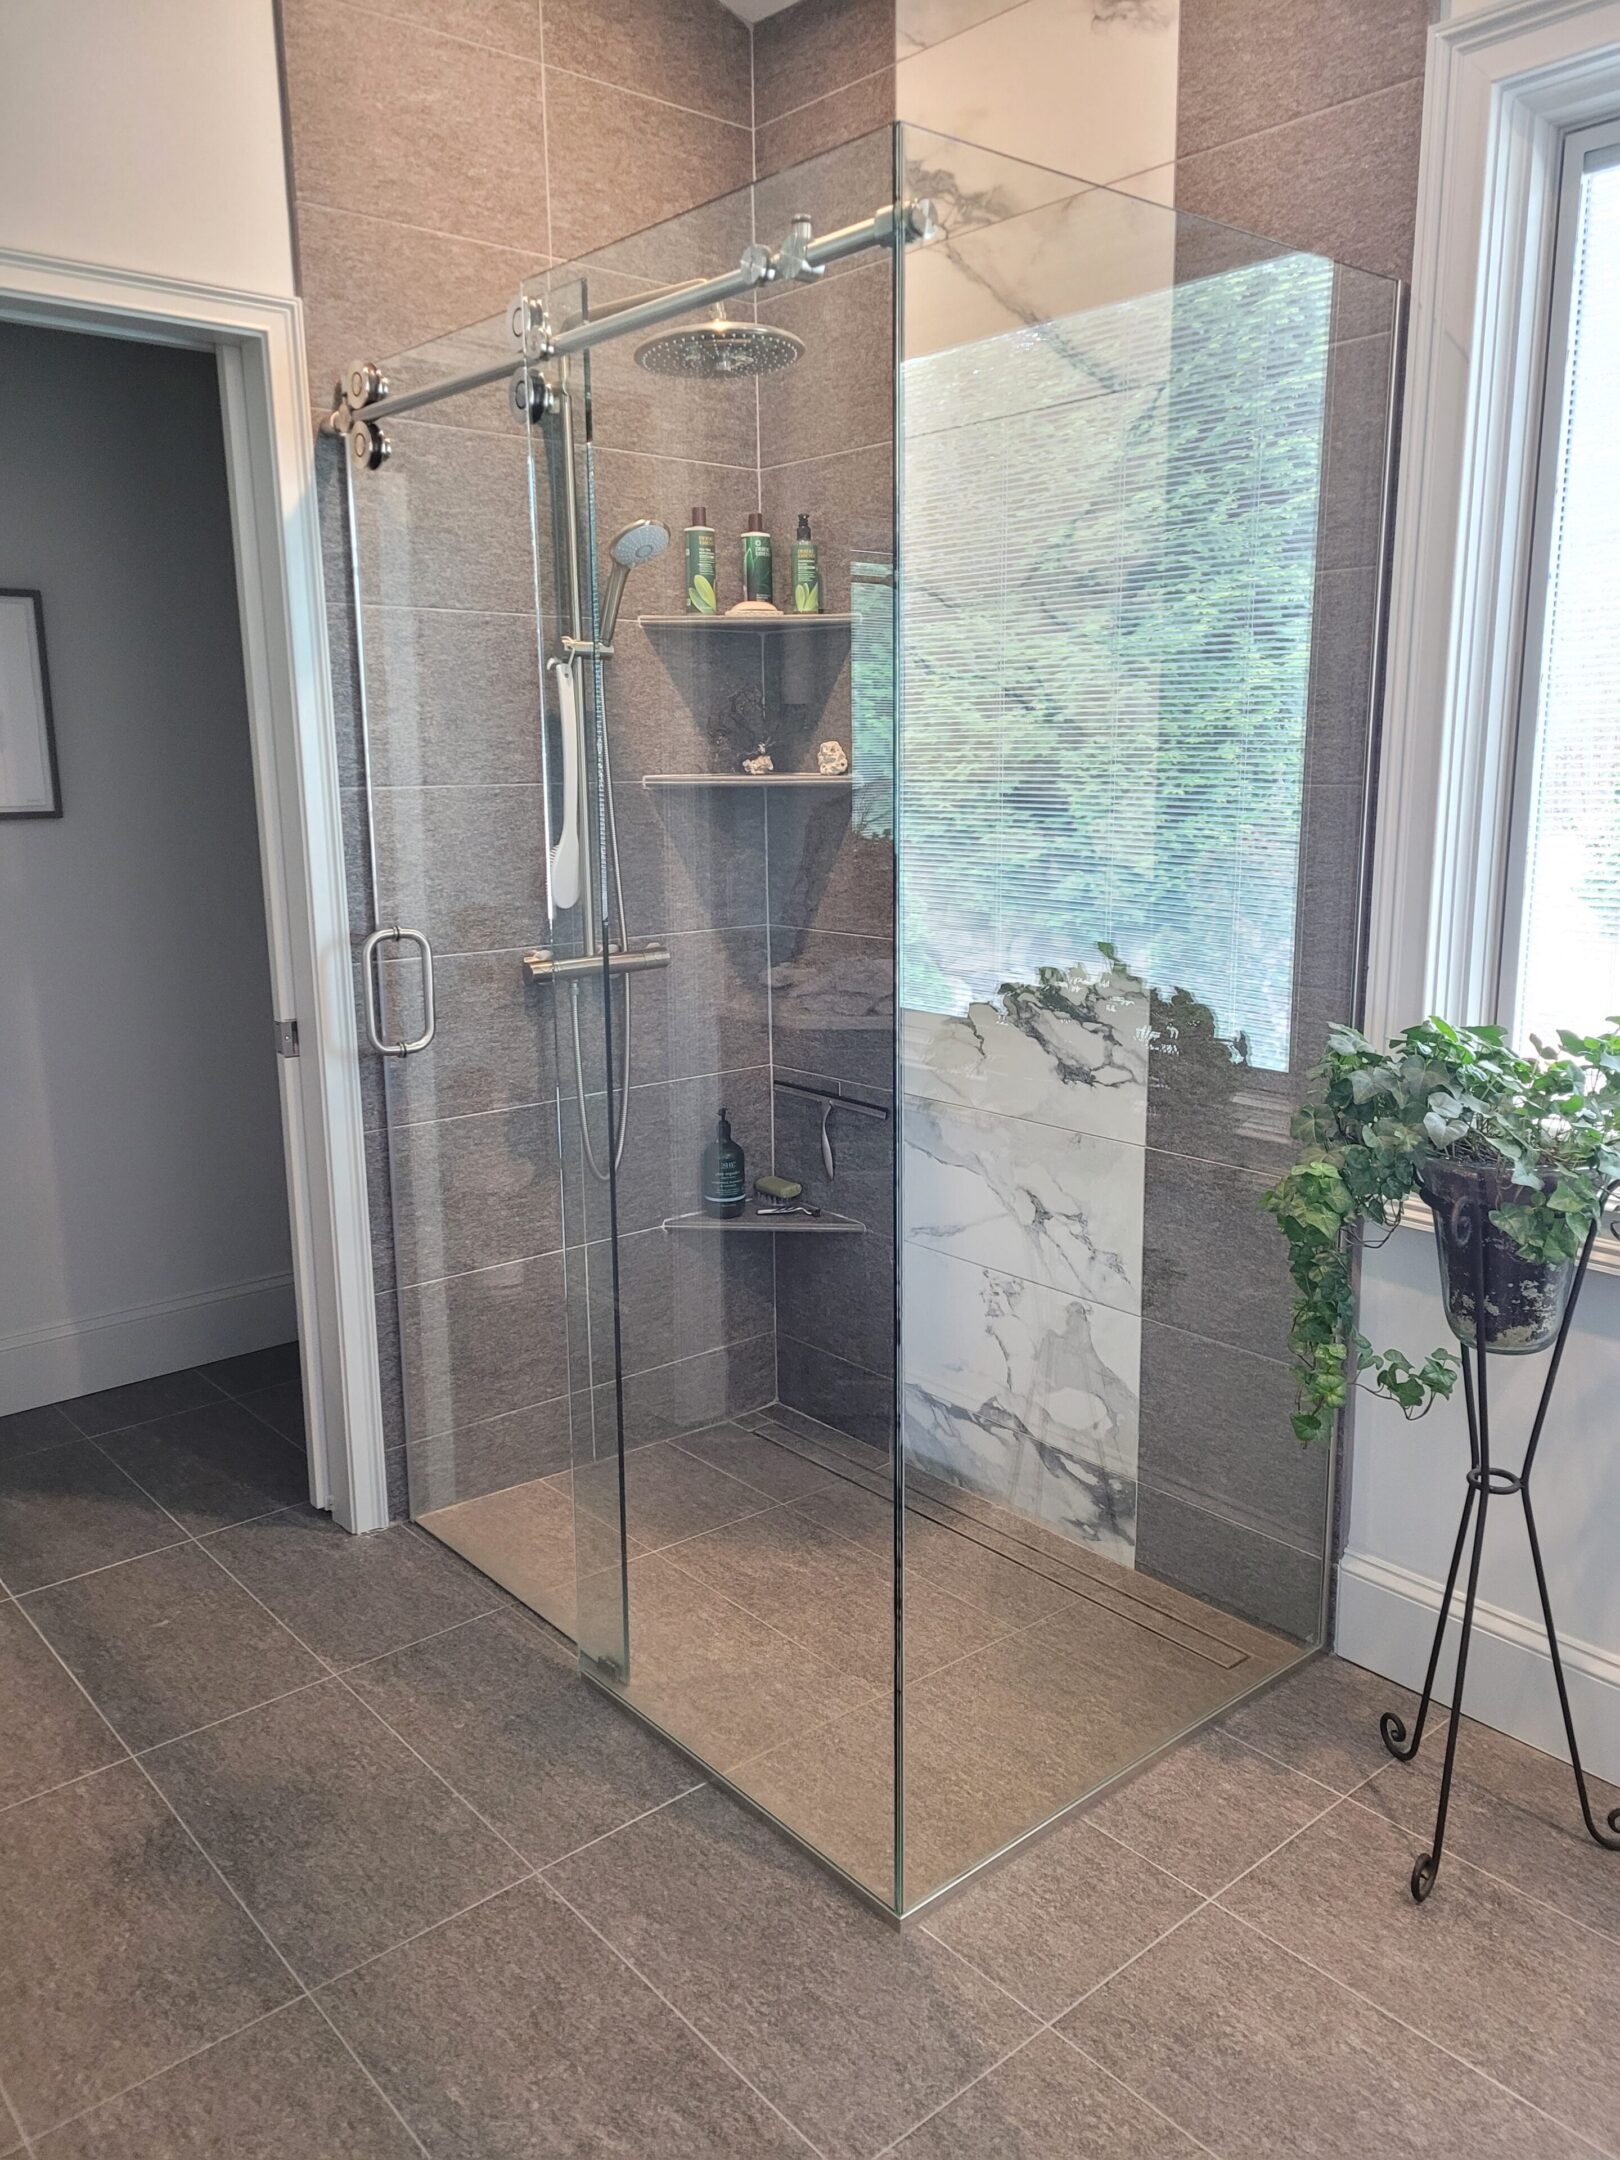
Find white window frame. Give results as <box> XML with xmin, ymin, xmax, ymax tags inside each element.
<box><xmin>1496</xmin><ymin>115</ymin><xmax>1620</xmax><ymax>1039</ymax></box>
<box><xmin>1369</xmin><ymin>0</ymin><xmax>1620</xmax><ymax>1270</ymax></box>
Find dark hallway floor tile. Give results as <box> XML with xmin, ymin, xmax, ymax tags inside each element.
<box><xmin>144</xmin><ymin>1680</ymin><xmax>525</xmax><ymax>1986</ymax></box>
<box><xmin>58</xmin><ymin>1370</ymin><xmax>223</xmax><ymax>1439</ymax></box>
<box><xmin>100</xmin><ymin>1400</ymin><xmax>308</xmax><ymax>1536</ymax></box>
<box><xmin>348</xmin><ymin>1609</ymin><xmax>697</xmax><ymax>1865</ymax></box>
<box><xmin>1222</xmin><ymin>1797</ymin><xmax>1620</xmax><ymax>2151</ymax></box>
<box><xmin>198</xmin><ymin>1342</ymin><xmax>302</xmax><ymax>1400</ymax></box>
<box><xmin>891</xmin><ymin>2030</ymin><xmax>1202</xmax><ymax>2157</ymax></box>
<box><xmin>0</xmin><ymin>1599</ymin><xmax>122</xmax><ymax>1808</ymax></box>
<box><xmin>202</xmin><ymin>1507</ymin><xmax>498</xmax><ymax>1667</ymax></box>
<box><xmin>0</xmin><ymin>1762</ymin><xmax>294</xmax><ymax>2137</ymax></box>
<box><xmin>0</xmin><ymin>1442</ymin><xmax>184</xmax><ymax>1594</ymax></box>
<box><xmin>0</xmin><ymin>1403</ymin><xmax>79</xmax><ymax>1460</ymax></box>
<box><xmin>24</xmin><ymin>1543</ymin><xmax>323</xmax><ymax>1753</ymax></box>
<box><xmin>33</xmin><ymin>2000</ymin><xmax>418</xmax><ymax>2158</ymax></box>
<box><xmin>547</xmin><ymin>1786</ymin><xmax>1036</xmax><ymax>2159</ymax></box>
<box><xmin>1062</xmin><ymin>1903</ymin><xmax>1593</xmax><ymax>2160</ymax></box>
<box><xmin>238</xmin><ymin>1380</ymin><xmax>308</xmax><ymax>1450</ymax></box>
<box><xmin>923</xmin><ymin>1816</ymin><xmax>1199</xmax><ymax>2018</ymax></box>
<box><xmin>320</xmin><ymin>1878</ymin><xmax>814</xmax><ymax>2157</ymax></box>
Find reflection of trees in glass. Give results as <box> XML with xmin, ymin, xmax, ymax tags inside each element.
<box><xmin>897</xmin><ymin>253</ymin><xmax>1332</xmax><ymax>1069</ymax></box>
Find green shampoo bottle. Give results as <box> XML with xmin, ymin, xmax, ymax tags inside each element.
<box><xmin>684</xmin><ymin>506</ymin><xmax>717</xmax><ymax>613</ymax></box>
<box><xmin>791</xmin><ymin>513</ymin><xmax>822</xmax><ymax>614</ymax></box>
<box><xmin>742</xmin><ymin>511</ymin><xmax>774</xmax><ymax>605</ymax></box>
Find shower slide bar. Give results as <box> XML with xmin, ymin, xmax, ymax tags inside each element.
<box><xmin>325</xmin><ymin>198</ymin><xmax>935</xmax><ymax>449</ymax></box>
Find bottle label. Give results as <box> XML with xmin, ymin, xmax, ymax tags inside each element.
<box><xmin>742</xmin><ymin>531</ymin><xmax>773</xmax><ymax>603</ymax></box>
<box><xmin>791</xmin><ymin>542</ymin><xmax>821</xmax><ymax>614</ymax></box>
<box><xmin>685</xmin><ymin>530</ymin><xmax>716</xmax><ymax>613</ymax></box>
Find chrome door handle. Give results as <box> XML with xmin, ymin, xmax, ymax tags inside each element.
<box><xmin>361</xmin><ymin>925</ymin><xmax>436</xmax><ymax>1057</ymax></box>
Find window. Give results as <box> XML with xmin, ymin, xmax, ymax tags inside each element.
<box><xmin>1501</xmin><ymin>117</ymin><xmax>1620</xmax><ymax>1047</ymax></box>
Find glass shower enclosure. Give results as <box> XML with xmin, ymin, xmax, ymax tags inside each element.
<box><xmin>343</xmin><ymin>124</ymin><xmax>1402</xmax><ymax>1918</ymax></box>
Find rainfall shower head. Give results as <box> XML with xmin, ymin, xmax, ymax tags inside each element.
<box><xmin>634</xmin><ymin>312</ymin><xmax>805</xmax><ymax>381</ymax></box>
<box><xmin>599</xmin><ymin>518</ymin><xmax>671</xmax><ymax>646</ymax></box>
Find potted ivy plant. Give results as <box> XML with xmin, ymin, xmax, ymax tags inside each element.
<box><xmin>1264</xmin><ymin>1017</ymin><xmax>1620</xmax><ymax>1447</ymax></box>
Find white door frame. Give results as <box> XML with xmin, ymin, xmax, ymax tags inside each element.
<box><xmin>0</xmin><ymin>248</ymin><xmax>391</xmax><ymax>1532</ymax></box>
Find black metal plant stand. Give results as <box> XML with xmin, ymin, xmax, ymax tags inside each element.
<box><xmin>1380</xmin><ymin>1198</ymin><xmax>1620</xmax><ymax>1902</ymax></box>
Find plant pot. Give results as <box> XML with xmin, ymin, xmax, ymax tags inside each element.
<box><xmin>1417</xmin><ymin>1159</ymin><xmax>1576</xmax><ymax>1354</ymax></box>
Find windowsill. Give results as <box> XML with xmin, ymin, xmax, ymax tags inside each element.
<box><xmin>1396</xmin><ymin>1193</ymin><xmax>1620</xmax><ymax>1281</ymax></box>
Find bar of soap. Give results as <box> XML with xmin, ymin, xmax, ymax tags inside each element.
<box><xmin>755</xmin><ymin>1174</ymin><xmax>804</xmax><ymax>1202</ymax></box>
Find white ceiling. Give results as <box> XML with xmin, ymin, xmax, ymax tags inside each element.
<box><xmin>719</xmin><ymin>0</ymin><xmax>801</xmax><ymax>25</ymax></box>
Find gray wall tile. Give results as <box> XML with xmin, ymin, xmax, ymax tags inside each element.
<box><xmin>296</xmin><ymin>202</ymin><xmax>541</xmax><ymax>414</ymax></box>
<box><xmin>363</xmin><ymin>607</ymin><xmax>541</xmax><ymax>790</ymax></box>
<box><xmin>778</xmin><ymin>1331</ymin><xmax>893</xmax><ymax>1452</ymax></box>
<box><xmin>544</xmin><ymin>0</ymin><xmax>752</xmax><ymax>123</ymax></box>
<box><xmin>1175</xmin><ymin>80</ymin><xmax>1425</xmax><ymax>282</ymax></box>
<box><xmin>372</xmin><ymin>784</ymin><xmax>548</xmax><ymax>955</ymax></box>
<box><xmin>398</xmin><ymin>1251</ymin><xmax>571</xmax><ymax>1435</ymax></box>
<box><xmin>1137</xmin><ymin>1318</ymin><xmax>1329</xmax><ymax>1550</ymax></box>
<box><xmin>1176</xmin><ymin>0</ymin><xmax>1428</xmax><ymax>159</ymax></box>
<box><xmin>1134</xmin><ymin>1481</ymin><xmax>1323</xmax><ymax>1642</ymax></box>
<box><xmin>544</xmin><ymin>69</ymin><xmax>752</xmax><ymax>261</ymax></box>
<box><xmin>281</xmin><ymin>0</ymin><xmax>547</xmax><ymax>253</ymax></box>
<box><xmin>769</xmin><ymin>927</ymin><xmax>895</xmax><ymax>1089</ymax></box>
<box><xmin>386</xmin><ymin>1102</ymin><xmax>564</xmax><ymax>1287</ymax></box>
<box><xmin>756</xmin><ymin>70</ymin><xmax>896</xmax><ymax>180</ymax></box>
<box><xmin>1142</xmin><ymin>1151</ymin><xmax>1294</xmax><ymax>1364</ymax></box>
<box><xmin>753</xmin><ymin>0</ymin><xmax>895</xmax><ymax>125</ymax></box>
<box><xmin>776</xmin><ymin>1230</ymin><xmax>896</xmax><ymax>1374</ymax></box>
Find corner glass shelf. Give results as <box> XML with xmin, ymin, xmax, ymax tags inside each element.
<box><xmin>642</xmin><ymin>772</ymin><xmax>855</xmax><ymax>789</ymax></box>
<box><xmin>662</xmin><ymin>1206</ymin><xmax>865</xmax><ymax>1234</ymax></box>
<box><xmin>638</xmin><ymin>613</ymin><xmax>856</xmax><ymax>633</ymax></box>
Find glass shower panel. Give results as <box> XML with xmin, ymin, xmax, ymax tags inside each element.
<box><xmin>515</xmin><ymin>138</ymin><xmax>903</xmax><ymax>1903</ymax></box>
<box><xmin>895</xmin><ymin>127</ymin><xmax>1401</xmax><ymax>1908</ymax></box>
<box><xmin>348</xmin><ymin>299</ymin><xmax>608</xmax><ymax>1645</ymax></box>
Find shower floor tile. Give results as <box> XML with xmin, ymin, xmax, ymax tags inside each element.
<box><xmin>415</xmin><ymin>1413</ymin><xmax>1295</xmax><ymax>1903</ymax></box>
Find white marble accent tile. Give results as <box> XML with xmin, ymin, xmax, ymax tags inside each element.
<box><xmin>901</xmin><ymin>966</ymin><xmax>1148</xmax><ymax>1146</ymax></box>
<box><xmin>902</xmin><ymin>1095</ymin><xmax>1143</xmax><ymax>1314</ymax></box>
<box><xmin>897</xmin><ymin>0</ymin><xmax>1179</xmax><ymax>195</ymax></box>
<box><xmin>901</xmin><ymin>1244</ymin><xmax>1139</xmax><ymax>1562</ymax></box>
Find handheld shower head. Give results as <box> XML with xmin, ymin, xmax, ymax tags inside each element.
<box><xmin>599</xmin><ymin>518</ymin><xmax>670</xmax><ymax>646</ymax></box>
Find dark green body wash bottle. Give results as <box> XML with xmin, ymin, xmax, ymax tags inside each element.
<box><xmin>702</xmin><ymin>1108</ymin><xmax>746</xmax><ymax>1218</ymax></box>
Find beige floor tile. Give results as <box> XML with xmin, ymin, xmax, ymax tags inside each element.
<box><xmin>1357</xmin><ymin>1711</ymin><xmax>1620</xmax><ymax>1944</ymax></box>
<box><xmin>1087</xmin><ymin>1723</ymin><xmax>1336</xmax><ymax>1894</ymax></box>
<box><xmin>1223</xmin><ymin>1797</ymin><xmax>1620</xmax><ymax>2151</ymax></box>
<box><xmin>891</xmin><ymin>2029</ymin><xmax>1202</xmax><ymax>2157</ymax></box>
<box><xmin>547</xmin><ymin>1787</ymin><xmax>1037</xmax><ymax>2159</ymax></box>
<box><xmin>1064</xmin><ymin>1903</ymin><xmax>1592</xmax><ymax>2160</ymax></box>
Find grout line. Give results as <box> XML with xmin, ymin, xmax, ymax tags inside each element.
<box><xmin>8</xmin><ymin>1534</ymin><xmax>195</xmax><ymax>1601</ymax></box>
<box><xmin>540</xmin><ymin>1875</ymin><xmax>832</xmax><ymax>2158</ymax></box>
<box><xmin>756</xmin><ymin>63</ymin><xmax>894</xmax><ymax>137</ymax></box>
<box><xmin>309</xmin><ymin>0</ymin><xmax>541</xmax><ymax>64</ymax></box>
<box><xmin>24</xmin><ymin>2000</ymin><xmax>310</xmax><ymax>2152</ymax></box>
<box><xmin>544</xmin><ymin>62</ymin><xmax>753</xmax><ymax>134</ymax></box>
<box><xmin>313</xmin><ymin>1873</ymin><xmax>539</xmax><ymax>1993</ymax></box>
<box><xmin>0</xmin><ymin>2063</ymin><xmax>33</xmax><ymax>2160</ymax></box>
<box><xmin>538</xmin><ymin>1782</ymin><xmax>707</xmax><ymax>1875</ymax></box>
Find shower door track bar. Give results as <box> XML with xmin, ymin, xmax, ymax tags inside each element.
<box><xmin>324</xmin><ymin>199</ymin><xmax>933</xmax><ymax>441</ymax></box>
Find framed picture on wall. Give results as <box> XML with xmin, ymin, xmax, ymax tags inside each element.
<box><xmin>0</xmin><ymin>589</ymin><xmax>61</xmax><ymax>818</ymax></box>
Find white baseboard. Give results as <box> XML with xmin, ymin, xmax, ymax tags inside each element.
<box><xmin>1336</xmin><ymin>1548</ymin><xmax>1620</xmax><ymax>1785</ymax></box>
<box><xmin>0</xmin><ymin>1274</ymin><xmax>298</xmax><ymax>1416</ymax></box>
